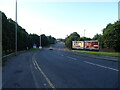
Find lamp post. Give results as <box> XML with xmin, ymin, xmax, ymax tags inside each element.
<box><xmin>84</xmin><ymin>29</ymin><xmax>86</xmax><ymax>37</ymax></box>
<box><xmin>39</xmin><ymin>28</ymin><xmax>42</xmax><ymax>49</ymax></box>
<box><xmin>118</xmin><ymin>1</ymin><xmax>120</xmax><ymax>21</ymax></box>
<box><xmin>15</xmin><ymin>0</ymin><xmax>17</xmax><ymax>55</ymax></box>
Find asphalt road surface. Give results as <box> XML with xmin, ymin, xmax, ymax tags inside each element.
<box><xmin>2</xmin><ymin>42</ymin><xmax>119</xmax><ymax>88</ymax></box>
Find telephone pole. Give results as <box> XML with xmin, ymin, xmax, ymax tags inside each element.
<box><xmin>15</xmin><ymin>0</ymin><xmax>17</xmax><ymax>55</ymax></box>
<box><xmin>84</xmin><ymin>29</ymin><xmax>86</xmax><ymax>37</ymax></box>
<box><xmin>118</xmin><ymin>1</ymin><xmax>120</xmax><ymax>21</ymax></box>
<box><xmin>39</xmin><ymin>28</ymin><xmax>42</xmax><ymax>49</ymax></box>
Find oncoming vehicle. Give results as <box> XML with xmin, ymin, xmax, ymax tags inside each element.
<box><xmin>49</xmin><ymin>47</ymin><xmax>53</xmax><ymax>50</ymax></box>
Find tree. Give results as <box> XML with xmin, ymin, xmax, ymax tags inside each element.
<box><xmin>47</xmin><ymin>35</ymin><xmax>56</xmax><ymax>44</ymax></box>
<box><xmin>2</xmin><ymin>11</ymin><xmax>56</xmax><ymax>55</ymax></box>
<box><xmin>41</xmin><ymin>34</ymin><xmax>49</xmax><ymax>46</ymax></box>
<box><xmin>65</xmin><ymin>32</ymin><xmax>80</xmax><ymax>49</ymax></box>
<box><xmin>92</xmin><ymin>33</ymin><xmax>102</xmax><ymax>40</ymax></box>
<box><xmin>93</xmin><ymin>21</ymin><xmax>120</xmax><ymax>52</ymax></box>
<box><xmin>78</xmin><ymin>37</ymin><xmax>91</xmax><ymax>41</ymax></box>
<box><xmin>102</xmin><ymin>21</ymin><xmax>120</xmax><ymax>51</ymax></box>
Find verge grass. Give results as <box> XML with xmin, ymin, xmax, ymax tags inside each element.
<box><xmin>73</xmin><ymin>50</ymin><xmax>120</xmax><ymax>57</ymax></box>
<box><xmin>30</xmin><ymin>48</ymin><xmax>41</xmax><ymax>50</ymax></box>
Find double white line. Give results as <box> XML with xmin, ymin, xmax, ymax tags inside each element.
<box><xmin>32</xmin><ymin>53</ymin><xmax>55</xmax><ymax>89</ymax></box>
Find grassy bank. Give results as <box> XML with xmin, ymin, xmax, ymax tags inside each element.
<box><xmin>73</xmin><ymin>50</ymin><xmax>120</xmax><ymax>57</ymax></box>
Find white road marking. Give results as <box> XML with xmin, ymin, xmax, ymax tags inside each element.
<box><xmin>32</xmin><ymin>59</ymin><xmax>38</xmax><ymax>69</ymax></box>
<box><xmin>84</xmin><ymin>61</ymin><xmax>119</xmax><ymax>72</ymax></box>
<box><xmin>65</xmin><ymin>55</ymin><xmax>118</xmax><ymax>72</ymax></box>
<box><xmin>66</xmin><ymin>56</ymin><xmax>77</xmax><ymax>60</ymax></box>
<box><xmin>32</xmin><ymin>60</ymin><xmax>35</xmax><ymax>66</ymax></box>
<box><xmin>34</xmin><ymin>60</ymin><xmax>55</xmax><ymax>89</ymax></box>
<box><xmin>44</xmin><ymin>83</ymin><xmax>47</xmax><ymax>86</ymax></box>
<box><xmin>30</xmin><ymin>54</ymin><xmax>40</xmax><ymax>88</ymax></box>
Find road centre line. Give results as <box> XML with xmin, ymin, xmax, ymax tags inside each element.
<box><xmin>32</xmin><ymin>60</ymin><xmax>36</xmax><ymax>66</ymax></box>
<box><xmin>34</xmin><ymin>59</ymin><xmax>55</xmax><ymax>89</ymax></box>
<box><xmin>66</xmin><ymin>56</ymin><xmax>118</xmax><ymax>72</ymax></box>
<box><xmin>66</xmin><ymin>56</ymin><xmax>77</xmax><ymax>60</ymax></box>
<box><xmin>84</xmin><ymin>61</ymin><xmax>119</xmax><ymax>72</ymax></box>
<box><xmin>32</xmin><ymin>60</ymin><xmax>37</xmax><ymax>69</ymax></box>
<box><xmin>32</xmin><ymin>53</ymin><xmax>55</xmax><ymax>89</ymax></box>
<box><xmin>30</xmin><ymin>54</ymin><xmax>40</xmax><ymax>88</ymax></box>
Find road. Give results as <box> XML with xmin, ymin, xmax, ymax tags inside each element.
<box><xmin>2</xmin><ymin>42</ymin><xmax>119</xmax><ymax>88</ymax></box>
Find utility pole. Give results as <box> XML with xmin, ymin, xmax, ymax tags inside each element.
<box><xmin>15</xmin><ymin>0</ymin><xmax>17</xmax><ymax>55</ymax></box>
<box><xmin>118</xmin><ymin>1</ymin><xmax>120</xmax><ymax>21</ymax></box>
<box><xmin>0</xmin><ymin>11</ymin><xmax>2</xmax><ymax>90</ymax></box>
<box><xmin>39</xmin><ymin>28</ymin><xmax>42</xmax><ymax>49</ymax></box>
<box><xmin>84</xmin><ymin>29</ymin><xmax>86</xmax><ymax>37</ymax></box>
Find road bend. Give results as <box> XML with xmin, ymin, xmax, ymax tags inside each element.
<box><xmin>2</xmin><ymin>42</ymin><xmax>119</xmax><ymax>88</ymax></box>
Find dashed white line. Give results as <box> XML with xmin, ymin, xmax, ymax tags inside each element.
<box><xmin>65</xmin><ymin>56</ymin><xmax>118</xmax><ymax>72</ymax></box>
<box><xmin>66</xmin><ymin>56</ymin><xmax>77</xmax><ymax>60</ymax></box>
<box><xmin>84</xmin><ymin>61</ymin><xmax>119</xmax><ymax>72</ymax></box>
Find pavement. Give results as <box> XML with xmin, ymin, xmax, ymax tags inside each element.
<box><xmin>2</xmin><ymin>41</ymin><xmax>119</xmax><ymax>88</ymax></box>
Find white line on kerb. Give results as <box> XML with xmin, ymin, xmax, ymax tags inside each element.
<box><xmin>34</xmin><ymin>60</ymin><xmax>55</xmax><ymax>89</ymax></box>
<box><xmin>30</xmin><ymin>54</ymin><xmax>40</xmax><ymax>88</ymax></box>
<box><xmin>84</xmin><ymin>61</ymin><xmax>119</xmax><ymax>72</ymax></box>
<box><xmin>67</xmin><ymin>56</ymin><xmax>77</xmax><ymax>60</ymax></box>
<box><xmin>32</xmin><ymin>60</ymin><xmax>36</xmax><ymax>66</ymax></box>
<box><xmin>32</xmin><ymin>60</ymin><xmax>37</xmax><ymax>69</ymax></box>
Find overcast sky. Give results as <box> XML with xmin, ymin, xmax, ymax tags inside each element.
<box><xmin>0</xmin><ymin>0</ymin><xmax>119</xmax><ymax>39</ymax></box>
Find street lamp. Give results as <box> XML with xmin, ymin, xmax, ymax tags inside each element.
<box><xmin>39</xmin><ymin>28</ymin><xmax>42</xmax><ymax>49</ymax></box>
<box><xmin>118</xmin><ymin>1</ymin><xmax>120</xmax><ymax>21</ymax></box>
<box><xmin>84</xmin><ymin>29</ymin><xmax>86</xmax><ymax>37</ymax></box>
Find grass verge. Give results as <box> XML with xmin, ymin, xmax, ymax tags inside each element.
<box><xmin>29</xmin><ymin>48</ymin><xmax>41</xmax><ymax>50</ymax></box>
<box><xmin>73</xmin><ymin>50</ymin><xmax>120</xmax><ymax>57</ymax></box>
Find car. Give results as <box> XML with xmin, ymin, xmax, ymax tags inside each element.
<box><xmin>49</xmin><ymin>47</ymin><xmax>53</xmax><ymax>50</ymax></box>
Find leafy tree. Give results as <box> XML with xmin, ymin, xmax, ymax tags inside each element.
<box><xmin>2</xmin><ymin>11</ymin><xmax>56</xmax><ymax>55</ymax></box>
<box><xmin>65</xmin><ymin>32</ymin><xmax>80</xmax><ymax>49</ymax></box>
<box><xmin>41</xmin><ymin>34</ymin><xmax>49</xmax><ymax>46</ymax></box>
<box><xmin>78</xmin><ymin>37</ymin><xmax>91</xmax><ymax>41</ymax></box>
<box><xmin>102</xmin><ymin>21</ymin><xmax>120</xmax><ymax>51</ymax></box>
<box><xmin>92</xmin><ymin>33</ymin><xmax>102</xmax><ymax>40</ymax></box>
<box><xmin>92</xmin><ymin>21</ymin><xmax>120</xmax><ymax>52</ymax></box>
<box><xmin>47</xmin><ymin>35</ymin><xmax>55</xmax><ymax>44</ymax></box>
<box><xmin>28</xmin><ymin>34</ymin><xmax>40</xmax><ymax>48</ymax></box>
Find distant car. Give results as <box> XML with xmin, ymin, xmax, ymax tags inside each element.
<box><xmin>49</xmin><ymin>47</ymin><xmax>53</xmax><ymax>50</ymax></box>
